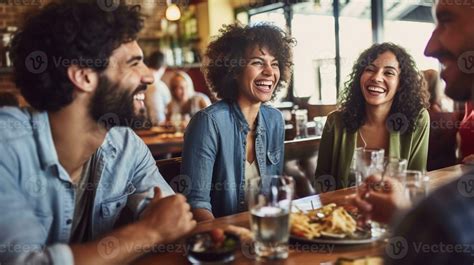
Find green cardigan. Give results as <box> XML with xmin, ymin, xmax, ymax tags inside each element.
<box><xmin>315</xmin><ymin>109</ymin><xmax>430</xmax><ymax>190</ymax></box>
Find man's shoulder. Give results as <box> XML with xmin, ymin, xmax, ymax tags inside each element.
<box><xmin>106</xmin><ymin>127</ymin><xmax>141</xmax><ymax>149</ymax></box>
<box><xmin>0</xmin><ymin>107</ymin><xmax>37</xmax><ymax>142</ymax></box>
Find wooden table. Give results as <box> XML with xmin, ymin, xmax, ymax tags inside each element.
<box><xmin>141</xmin><ymin>134</ymin><xmax>184</xmax><ymax>156</ymax></box>
<box><xmin>134</xmin><ymin>164</ymin><xmax>473</xmax><ymax>264</ymax></box>
<box><xmin>140</xmin><ymin>130</ymin><xmax>321</xmax><ymax>159</ymax></box>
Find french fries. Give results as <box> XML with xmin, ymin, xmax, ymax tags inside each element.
<box><xmin>290</xmin><ymin>203</ymin><xmax>357</xmax><ymax>239</ymax></box>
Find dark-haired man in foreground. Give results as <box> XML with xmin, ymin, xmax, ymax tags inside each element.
<box><xmin>356</xmin><ymin>1</ymin><xmax>474</xmax><ymax>264</ymax></box>
<box><xmin>0</xmin><ymin>2</ymin><xmax>195</xmax><ymax>265</ymax></box>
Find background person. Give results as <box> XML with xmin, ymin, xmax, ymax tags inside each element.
<box><xmin>165</xmin><ymin>71</ymin><xmax>211</xmax><ymax>127</ymax></box>
<box><xmin>144</xmin><ymin>50</ymin><xmax>171</xmax><ymax>125</ymax></box>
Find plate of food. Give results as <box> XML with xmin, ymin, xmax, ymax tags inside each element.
<box><xmin>186</xmin><ymin>228</ymin><xmax>240</xmax><ymax>263</ymax></box>
<box><xmin>290</xmin><ymin>203</ymin><xmax>387</xmax><ymax>244</ymax></box>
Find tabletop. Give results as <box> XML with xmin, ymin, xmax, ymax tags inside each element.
<box><xmin>133</xmin><ymin>164</ymin><xmax>472</xmax><ymax>265</ymax></box>
<box><xmin>138</xmin><ymin>127</ymin><xmax>321</xmax><ymax>159</ymax></box>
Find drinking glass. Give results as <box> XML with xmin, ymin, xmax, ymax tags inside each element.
<box><xmin>247</xmin><ymin>175</ymin><xmax>294</xmax><ymax>260</ymax></box>
<box><xmin>294</xmin><ymin>109</ymin><xmax>308</xmax><ymax>139</ymax></box>
<box><xmin>383</xmin><ymin>157</ymin><xmax>408</xmax><ymax>186</ymax></box>
<box><xmin>405</xmin><ymin>170</ymin><xmax>429</xmax><ymax>204</ymax></box>
<box><xmin>354</xmin><ymin>148</ymin><xmax>385</xmax><ymax>184</ymax></box>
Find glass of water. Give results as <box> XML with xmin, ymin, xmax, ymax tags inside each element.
<box><xmin>354</xmin><ymin>148</ymin><xmax>385</xmax><ymax>184</ymax></box>
<box><xmin>405</xmin><ymin>170</ymin><xmax>429</xmax><ymax>204</ymax></box>
<box><xmin>247</xmin><ymin>175</ymin><xmax>294</xmax><ymax>260</ymax></box>
<box><xmin>383</xmin><ymin>157</ymin><xmax>408</xmax><ymax>188</ymax></box>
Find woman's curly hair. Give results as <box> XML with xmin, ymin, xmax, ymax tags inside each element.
<box><xmin>339</xmin><ymin>42</ymin><xmax>429</xmax><ymax>133</ymax></box>
<box><xmin>203</xmin><ymin>23</ymin><xmax>295</xmax><ymax>101</ymax></box>
<box><xmin>10</xmin><ymin>1</ymin><xmax>144</xmax><ymax>112</ymax></box>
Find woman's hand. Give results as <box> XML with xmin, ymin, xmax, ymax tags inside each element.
<box><xmin>353</xmin><ymin>175</ymin><xmax>410</xmax><ymax>224</ymax></box>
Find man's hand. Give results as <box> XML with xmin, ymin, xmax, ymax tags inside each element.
<box><xmin>71</xmin><ymin>187</ymin><xmax>196</xmax><ymax>265</ymax></box>
<box><xmin>140</xmin><ymin>187</ymin><xmax>197</xmax><ymax>244</ymax></box>
<box><xmin>353</xmin><ymin>175</ymin><xmax>410</xmax><ymax>224</ymax></box>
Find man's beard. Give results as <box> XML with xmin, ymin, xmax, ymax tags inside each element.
<box><xmin>89</xmin><ymin>75</ymin><xmax>150</xmax><ymax>130</ymax></box>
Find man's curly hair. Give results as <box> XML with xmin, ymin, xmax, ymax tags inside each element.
<box><xmin>203</xmin><ymin>23</ymin><xmax>295</xmax><ymax>101</ymax></box>
<box><xmin>339</xmin><ymin>42</ymin><xmax>429</xmax><ymax>133</ymax></box>
<box><xmin>10</xmin><ymin>1</ymin><xmax>144</xmax><ymax>112</ymax></box>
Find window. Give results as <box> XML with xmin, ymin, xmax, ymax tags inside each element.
<box><xmin>244</xmin><ymin>0</ymin><xmax>439</xmax><ymax>105</ymax></box>
<box><xmin>383</xmin><ymin>1</ymin><xmax>438</xmax><ymax>71</ymax></box>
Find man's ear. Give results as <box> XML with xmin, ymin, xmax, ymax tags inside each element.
<box><xmin>67</xmin><ymin>65</ymin><xmax>99</xmax><ymax>93</ymax></box>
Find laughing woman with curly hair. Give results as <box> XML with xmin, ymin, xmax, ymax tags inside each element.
<box><xmin>315</xmin><ymin>43</ymin><xmax>430</xmax><ymax>190</ymax></box>
<box><xmin>181</xmin><ymin>23</ymin><xmax>295</xmax><ymax>221</ymax></box>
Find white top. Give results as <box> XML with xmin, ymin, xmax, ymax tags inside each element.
<box><xmin>244</xmin><ymin>160</ymin><xmax>260</xmax><ymax>203</ymax></box>
<box><xmin>145</xmin><ymin>71</ymin><xmax>171</xmax><ymax>125</ymax></box>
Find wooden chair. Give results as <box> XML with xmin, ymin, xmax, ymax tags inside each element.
<box><xmin>156</xmin><ymin>157</ymin><xmax>184</xmax><ymax>194</ymax></box>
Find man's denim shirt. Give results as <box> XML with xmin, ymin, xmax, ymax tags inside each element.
<box><xmin>0</xmin><ymin>107</ymin><xmax>174</xmax><ymax>265</ymax></box>
<box><xmin>181</xmin><ymin>100</ymin><xmax>285</xmax><ymax>218</ymax></box>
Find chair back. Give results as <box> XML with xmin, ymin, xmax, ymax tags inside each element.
<box><xmin>156</xmin><ymin>157</ymin><xmax>188</xmax><ymax>193</ymax></box>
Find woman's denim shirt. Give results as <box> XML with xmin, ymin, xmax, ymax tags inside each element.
<box><xmin>181</xmin><ymin>100</ymin><xmax>285</xmax><ymax>218</ymax></box>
